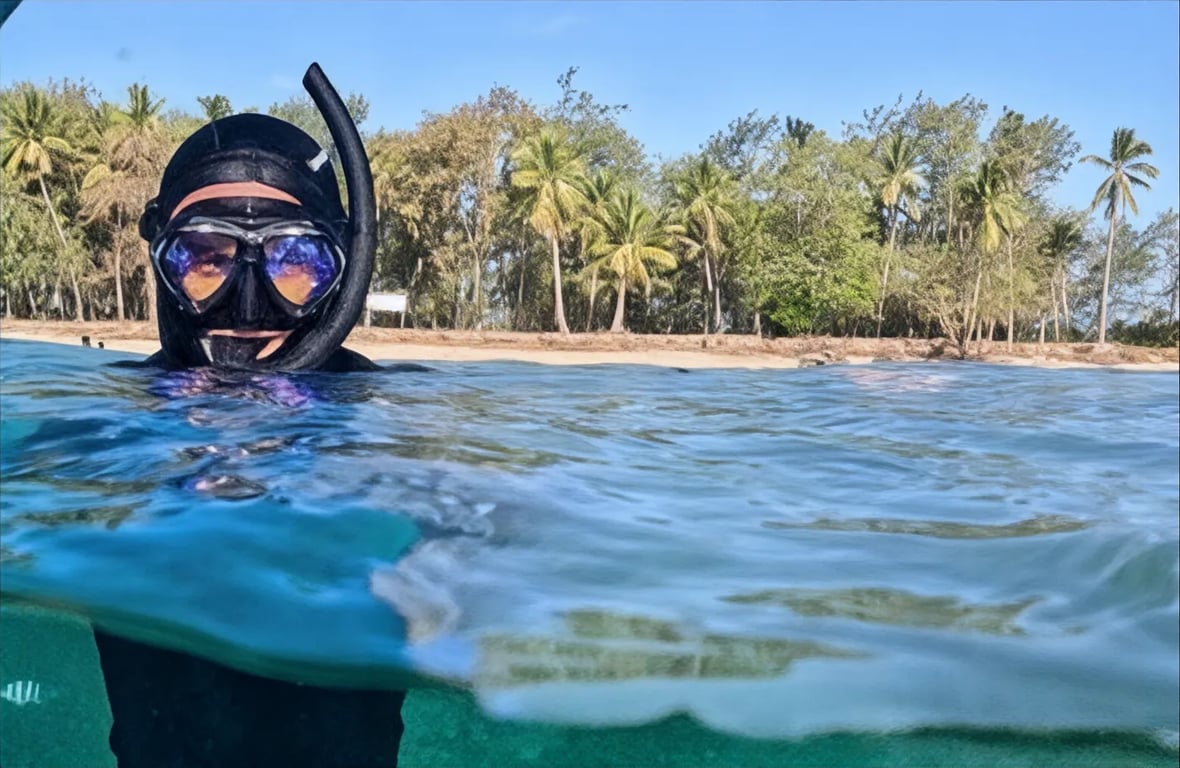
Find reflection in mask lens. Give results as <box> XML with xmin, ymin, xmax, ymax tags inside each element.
<box><xmin>161</xmin><ymin>231</ymin><xmax>238</xmax><ymax>304</ymax></box>
<box><xmin>161</xmin><ymin>229</ymin><xmax>341</xmax><ymax>311</ymax></box>
<box><xmin>263</xmin><ymin>235</ymin><xmax>340</xmax><ymax>306</ymax></box>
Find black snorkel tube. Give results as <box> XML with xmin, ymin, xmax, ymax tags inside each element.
<box><xmin>264</xmin><ymin>62</ymin><xmax>376</xmax><ymax>372</ymax></box>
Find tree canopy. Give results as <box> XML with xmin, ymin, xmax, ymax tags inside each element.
<box><xmin>0</xmin><ymin>75</ymin><xmax>1173</xmax><ymax>347</ymax></box>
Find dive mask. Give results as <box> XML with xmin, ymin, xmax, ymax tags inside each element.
<box><xmin>152</xmin><ymin>216</ymin><xmax>346</xmax><ymax>318</ymax></box>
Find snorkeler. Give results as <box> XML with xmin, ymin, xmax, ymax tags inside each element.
<box><xmin>134</xmin><ymin>64</ymin><xmax>377</xmax><ymax>373</ymax></box>
<box><xmin>91</xmin><ymin>63</ymin><xmax>409</xmax><ymax>768</ymax></box>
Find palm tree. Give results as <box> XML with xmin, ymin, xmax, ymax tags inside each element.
<box><xmin>1041</xmin><ymin>216</ymin><xmax>1084</xmax><ymax>341</ymax></box>
<box><xmin>81</xmin><ymin>84</ymin><xmax>167</xmax><ymax>321</ymax></box>
<box><xmin>960</xmin><ymin>160</ymin><xmax>1025</xmax><ymax>347</ymax></box>
<box><xmin>576</xmin><ymin>169</ymin><xmax>618</xmax><ymax>330</ymax></box>
<box><xmin>510</xmin><ymin>128</ymin><xmax>587</xmax><ymax>334</ymax></box>
<box><xmin>1</xmin><ymin>87</ymin><xmax>84</xmax><ymax>319</ymax></box>
<box><xmin>585</xmin><ymin>188</ymin><xmax>680</xmax><ymax>332</ymax></box>
<box><xmin>197</xmin><ymin>94</ymin><xmax>233</xmax><ymax>122</ymax></box>
<box><xmin>784</xmin><ymin>116</ymin><xmax>815</xmax><ymax>148</ymax></box>
<box><xmin>875</xmin><ymin>132</ymin><xmax>924</xmax><ymax>337</ymax></box>
<box><xmin>671</xmin><ymin>156</ymin><xmax>738</xmax><ymax>333</ymax></box>
<box><xmin>1080</xmin><ymin>128</ymin><xmax>1159</xmax><ymax>343</ymax></box>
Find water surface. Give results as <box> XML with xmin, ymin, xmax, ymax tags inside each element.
<box><xmin>1</xmin><ymin>338</ymin><xmax>1176</xmax><ymax>740</ymax></box>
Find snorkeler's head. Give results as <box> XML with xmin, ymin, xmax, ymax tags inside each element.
<box><xmin>139</xmin><ymin>65</ymin><xmax>375</xmax><ymax>372</ymax></box>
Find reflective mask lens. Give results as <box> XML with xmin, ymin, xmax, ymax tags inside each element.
<box><xmin>161</xmin><ymin>231</ymin><xmax>238</xmax><ymax>306</ymax></box>
<box><xmin>158</xmin><ymin>220</ymin><xmax>343</xmax><ymax>314</ymax></box>
<box><xmin>263</xmin><ymin>235</ymin><xmax>339</xmax><ymax>306</ymax></box>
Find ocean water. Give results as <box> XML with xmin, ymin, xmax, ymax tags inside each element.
<box><xmin>1</xmin><ymin>338</ymin><xmax>1177</xmax><ymax>744</ymax></box>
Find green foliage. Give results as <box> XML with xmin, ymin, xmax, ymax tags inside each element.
<box><xmin>547</xmin><ymin>68</ymin><xmax>649</xmax><ymax>186</ymax></box>
<box><xmin>1109</xmin><ymin>313</ymin><xmax>1180</xmax><ymax>347</ymax></box>
<box><xmin>759</xmin><ymin>134</ymin><xmax>878</xmax><ymax>335</ymax></box>
<box><xmin>702</xmin><ymin>111</ymin><xmax>783</xmax><ymax>190</ymax></box>
<box><xmin>1081</xmin><ymin>128</ymin><xmax>1159</xmax><ymax>222</ymax></box>
<box><xmin>1</xmin><ymin>86</ymin><xmax>73</xmax><ymax>179</ymax></box>
<box><xmin>196</xmin><ymin>94</ymin><xmax>232</xmax><ymax>122</ymax></box>
<box><xmin>988</xmin><ymin>109</ymin><xmax>1079</xmax><ymax>198</ymax></box>
<box><xmin>0</xmin><ymin>75</ymin><xmax>1170</xmax><ymax>344</ymax></box>
<box><xmin>961</xmin><ymin>160</ymin><xmax>1025</xmax><ymax>254</ymax></box>
<box><xmin>584</xmin><ymin>187</ymin><xmax>680</xmax><ymax>331</ymax></box>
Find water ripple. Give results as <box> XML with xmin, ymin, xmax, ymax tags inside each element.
<box><xmin>0</xmin><ymin>340</ymin><xmax>1176</xmax><ymax>738</ymax></box>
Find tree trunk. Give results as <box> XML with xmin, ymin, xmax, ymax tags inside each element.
<box><xmin>877</xmin><ymin>211</ymin><xmax>899</xmax><ymax>338</ymax></box>
<box><xmin>37</xmin><ymin>175</ymin><xmax>85</xmax><ymax>322</ymax></box>
<box><xmin>406</xmin><ymin>256</ymin><xmax>422</xmax><ymax>330</ymax></box>
<box><xmin>53</xmin><ymin>276</ymin><xmax>64</xmax><ymax>320</ymax></box>
<box><xmin>753</xmin><ymin>310</ymin><xmax>761</xmax><ymax>336</ymax></box>
<box><xmin>38</xmin><ymin>175</ymin><xmax>68</xmax><ymax>250</ymax></box>
<box><xmin>610</xmin><ymin>276</ymin><xmax>627</xmax><ymax>333</ymax></box>
<box><xmin>114</xmin><ymin>216</ymin><xmax>126</xmax><ymax>321</ymax></box>
<box><xmin>713</xmin><ymin>276</ymin><xmax>723</xmax><ymax>333</ymax></box>
<box><xmin>1050</xmin><ymin>273</ymin><xmax>1060</xmax><ymax>343</ymax></box>
<box><xmin>550</xmin><ymin>234</ymin><xmax>569</xmax><ymax>334</ymax></box>
<box><xmin>70</xmin><ymin>270</ymin><xmax>84</xmax><ymax>321</ymax></box>
<box><xmin>142</xmin><ymin>261</ymin><xmax>157</xmax><ymax>323</ymax></box>
<box><xmin>28</xmin><ymin>288</ymin><xmax>38</xmax><ymax>318</ymax></box>
<box><xmin>1061</xmin><ymin>268</ymin><xmax>1071</xmax><ymax>341</ymax></box>
<box><xmin>1098</xmin><ymin>212</ymin><xmax>1117</xmax><ymax>344</ymax></box>
<box><xmin>515</xmin><ymin>253</ymin><xmax>526</xmax><ymax>330</ymax></box>
<box><xmin>965</xmin><ymin>265</ymin><xmax>983</xmax><ymax>354</ymax></box>
<box><xmin>702</xmin><ymin>253</ymin><xmax>715</xmax><ymax>334</ymax></box>
<box><xmin>587</xmin><ymin>268</ymin><xmax>599</xmax><ymax>332</ymax></box>
<box><xmin>1006</xmin><ymin>237</ymin><xmax>1015</xmax><ymax>349</ymax></box>
<box><xmin>473</xmin><ymin>252</ymin><xmax>483</xmax><ymax>330</ymax></box>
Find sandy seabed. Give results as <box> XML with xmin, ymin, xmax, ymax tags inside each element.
<box><xmin>1</xmin><ymin>319</ymin><xmax>1177</xmax><ymax>372</ymax></box>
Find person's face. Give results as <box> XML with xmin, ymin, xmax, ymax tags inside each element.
<box><xmin>158</xmin><ymin>182</ymin><xmax>344</xmax><ymax>367</ymax></box>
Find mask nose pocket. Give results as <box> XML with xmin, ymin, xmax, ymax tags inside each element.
<box><xmin>235</xmin><ymin>262</ymin><xmax>264</xmax><ymax>325</ymax></box>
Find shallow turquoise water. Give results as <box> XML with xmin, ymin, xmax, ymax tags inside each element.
<box><xmin>1</xmin><ymin>338</ymin><xmax>1176</xmax><ymax>740</ymax></box>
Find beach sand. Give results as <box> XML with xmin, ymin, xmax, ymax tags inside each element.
<box><xmin>1</xmin><ymin>320</ymin><xmax>1176</xmax><ymax>372</ymax></box>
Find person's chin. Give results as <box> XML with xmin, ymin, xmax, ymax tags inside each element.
<box><xmin>200</xmin><ymin>330</ymin><xmax>293</xmax><ymax>367</ymax></box>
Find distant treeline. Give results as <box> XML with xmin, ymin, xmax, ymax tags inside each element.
<box><xmin>2</xmin><ymin>69</ymin><xmax>1177</xmax><ymax>349</ymax></box>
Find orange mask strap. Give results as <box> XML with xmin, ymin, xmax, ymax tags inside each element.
<box><xmin>169</xmin><ymin>182</ymin><xmax>302</xmax><ymax>221</ymax></box>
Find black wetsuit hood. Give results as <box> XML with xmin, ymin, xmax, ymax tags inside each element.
<box><xmin>139</xmin><ymin>64</ymin><xmax>376</xmax><ymax>373</ymax></box>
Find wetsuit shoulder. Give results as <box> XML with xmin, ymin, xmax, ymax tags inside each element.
<box><xmin>107</xmin><ymin>350</ymin><xmax>170</xmax><ymax>369</ymax></box>
<box><xmin>319</xmin><ymin>347</ymin><xmax>432</xmax><ymax>373</ymax></box>
<box><xmin>318</xmin><ymin>346</ymin><xmax>383</xmax><ymax>372</ymax></box>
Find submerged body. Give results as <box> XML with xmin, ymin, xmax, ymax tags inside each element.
<box><xmin>86</xmin><ymin>63</ymin><xmax>411</xmax><ymax>766</ymax></box>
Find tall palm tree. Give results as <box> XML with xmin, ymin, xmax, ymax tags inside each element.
<box><xmin>960</xmin><ymin>160</ymin><xmax>1025</xmax><ymax>347</ymax></box>
<box><xmin>875</xmin><ymin>132</ymin><xmax>924</xmax><ymax>337</ymax></box>
<box><xmin>81</xmin><ymin>84</ymin><xmax>167</xmax><ymax>321</ymax></box>
<box><xmin>1041</xmin><ymin>216</ymin><xmax>1084</xmax><ymax>341</ymax></box>
<box><xmin>585</xmin><ymin>188</ymin><xmax>680</xmax><ymax>332</ymax></box>
<box><xmin>576</xmin><ymin>169</ymin><xmax>617</xmax><ymax>330</ymax></box>
<box><xmin>510</xmin><ymin>128</ymin><xmax>587</xmax><ymax>334</ymax></box>
<box><xmin>1080</xmin><ymin>128</ymin><xmax>1159</xmax><ymax>343</ymax></box>
<box><xmin>671</xmin><ymin>156</ymin><xmax>738</xmax><ymax>333</ymax></box>
<box><xmin>1</xmin><ymin>87</ymin><xmax>83</xmax><ymax>319</ymax></box>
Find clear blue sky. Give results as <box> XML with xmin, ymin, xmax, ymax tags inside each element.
<box><xmin>2</xmin><ymin>0</ymin><xmax>1177</xmax><ymax>223</ymax></box>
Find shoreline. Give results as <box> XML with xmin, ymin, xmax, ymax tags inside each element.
<box><xmin>1</xmin><ymin>320</ymin><xmax>1177</xmax><ymax>372</ymax></box>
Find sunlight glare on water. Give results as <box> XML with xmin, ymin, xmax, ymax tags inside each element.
<box><xmin>0</xmin><ymin>338</ymin><xmax>1176</xmax><ymax>739</ymax></box>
